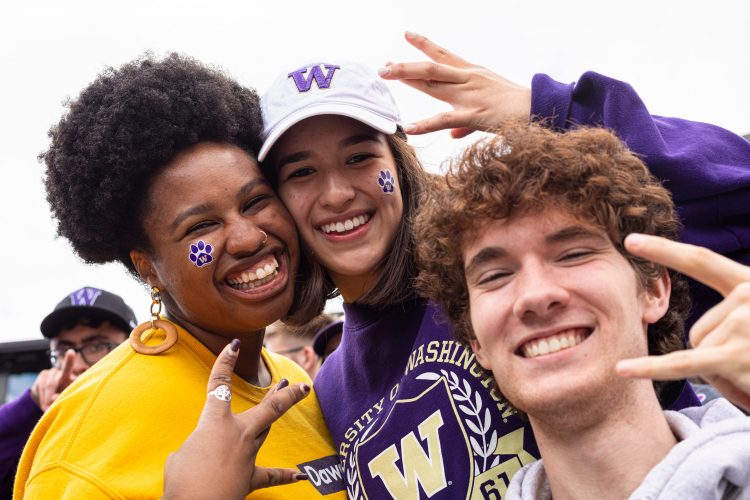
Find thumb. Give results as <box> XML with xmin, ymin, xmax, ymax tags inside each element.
<box><xmin>203</xmin><ymin>339</ymin><xmax>240</xmax><ymax>418</ymax></box>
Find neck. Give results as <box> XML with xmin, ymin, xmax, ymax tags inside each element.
<box><xmin>331</xmin><ymin>271</ymin><xmax>378</xmax><ymax>303</ymax></box>
<box><xmin>166</xmin><ymin>313</ymin><xmax>271</xmax><ymax>387</ymax></box>
<box><xmin>529</xmin><ymin>381</ymin><xmax>676</xmax><ymax>500</ymax></box>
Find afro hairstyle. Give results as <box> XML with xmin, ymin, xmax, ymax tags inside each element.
<box><xmin>41</xmin><ymin>53</ymin><xmax>263</xmax><ymax>278</ymax></box>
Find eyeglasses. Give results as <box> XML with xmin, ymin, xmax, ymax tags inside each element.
<box><xmin>47</xmin><ymin>342</ymin><xmax>120</xmax><ymax>367</ymax></box>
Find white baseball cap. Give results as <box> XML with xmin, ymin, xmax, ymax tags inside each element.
<box><xmin>258</xmin><ymin>59</ymin><xmax>402</xmax><ymax>162</ymax></box>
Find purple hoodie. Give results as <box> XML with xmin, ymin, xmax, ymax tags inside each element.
<box><xmin>314</xmin><ymin>71</ymin><xmax>750</xmax><ymax>499</ymax></box>
<box><xmin>0</xmin><ymin>389</ymin><xmax>42</xmax><ymax>497</ymax></box>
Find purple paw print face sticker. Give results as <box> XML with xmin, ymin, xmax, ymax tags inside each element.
<box><xmin>189</xmin><ymin>240</ymin><xmax>214</xmax><ymax>268</ymax></box>
<box><xmin>378</xmin><ymin>170</ymin><xmax>395</xmax><ymax>194</ymax></box>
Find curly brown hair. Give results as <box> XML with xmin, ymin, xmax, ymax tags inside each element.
<box><xmin>415</xmin><ymin>122</ymin><xmax>688</xmax><ymax>398</ymax></box>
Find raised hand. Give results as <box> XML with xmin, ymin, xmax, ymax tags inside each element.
<box><xmin>616</xmin><ymin>233</ymin><xmax>750</xmax><ymax>411</ymax></box>
<box><xmin>163</xmin><ymin>339</ymin><xmax>311</xmax><ymax>499</ymax></box>
<box><xmin>31</xmin><ymin>349</ymin><xmax>76</xmax><ymax>411</ymax></box>
<box><xmin>379</xmin><ymin>31</ymin><xmax>531</xmax><ymax>138</ymax></box>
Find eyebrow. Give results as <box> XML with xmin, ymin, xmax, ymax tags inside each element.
<box><xmin>465</xmin><ymin>247</ymin><xmax>507</xmax><ymax>277</ymax></box>
<box><xmin>55</xmin><ymin>334</ymin><xmax>109</xmax><ymax>347</ymax></box>
<box><xmin>169</xmin><ymin>202</ymin><xmax>215</xmax><ymax>233</ymax></box>
<box><xmin>275</xmin><ymin>133</ymin><xmax>383</xmax><ymax>171</ymax></box>
<box><xmin>545</xmin><ymin>225</ymin><xmax>606</xmax><ymax>244</ymax></box>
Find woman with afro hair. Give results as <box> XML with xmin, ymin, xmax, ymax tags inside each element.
<box><xmin>14</xmin><ymin>54</ymin><xmax>346</xmax><ymax>499</ymax></box>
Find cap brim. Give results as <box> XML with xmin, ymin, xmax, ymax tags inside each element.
<box><xmin>259</xmin><ymin>104</ymin><xmax>398</xmax><ymax>162</ymax></box>
<box><xmin>312</xmin><ymin>320</ymin><xmax>344</xmax><ymax>357</ymax></box>
<box><xmin>40</xmin><ymin>306</ymin><xmax>133</xmax><ymax>338</ymax></box>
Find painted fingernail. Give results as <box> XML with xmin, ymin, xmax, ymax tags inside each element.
<box><xmin>301</xmin><ymin>383</ymin><xmax>311</xmax><ymax>394</ymax></box>
<box><xmin>295</xmin><ymin>473</ymin><xmax>309</xmax><ymax>481</ymax></box>
<box><xmin>230</xmin><ymin>339</ymin><xmax>240</xmax><ymax>352</ymax></box>
<box><xmin>378</xmin><ymin>67</ymin><xmax>390</xmax><ymax>77</ymax></box>
<box><xmin>277</xmin><ymin>378</ymin><xmax>289</xmax><ymax>390</ymax></box>
<box><xmin>403</xmin><ymin>123</ymin><xmax>416</xmax><ymax>134</ymax></box>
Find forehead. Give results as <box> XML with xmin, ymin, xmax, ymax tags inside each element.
<box><xmin>54</xmin><ymin>320</ymin><xmax>126</xmax><ymax>345</ymax></box>
<box><xmin>155</xmin><ymin>142</ymin><xmax>261</xmax><ymax>191</ymax></box>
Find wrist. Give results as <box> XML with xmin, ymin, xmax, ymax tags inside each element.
<box><xmin>30</xmin><ymin>385</ymin><xmax>42</xmax><ymax>408</ymax></box>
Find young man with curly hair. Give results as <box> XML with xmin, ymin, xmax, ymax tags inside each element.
<box><xmin>415</xmin><ymin>123</ymin><xmax>750</xmax><ymax>499</ymax></box>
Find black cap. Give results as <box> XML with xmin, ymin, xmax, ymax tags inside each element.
<box><xmin>40</xmin><ymin>287</ymin><xmax>138</xmax><ymax>338</ymax></box>
<box><xmin>312</xmin><ymin>320</ymin><xmax>343</xmax><ymax>357</ymax></box>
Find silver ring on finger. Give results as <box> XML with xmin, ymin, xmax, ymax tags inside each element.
<box><xmin>208</xmin><ymin>384</ymin><xmax>232</xmax><ymax>402</ymax></box>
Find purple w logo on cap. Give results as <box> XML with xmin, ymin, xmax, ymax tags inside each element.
<box><xmin>69</xmin><ymin>287</ymin><xmax>103</xmax><ymax>306</ymax></box>
<box><xmin>288</xmin><ymin>64</ymin><xmax>341</xmax><ymax>92</ymax></box>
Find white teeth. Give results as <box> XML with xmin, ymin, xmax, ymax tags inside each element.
<box><xmin>538</xmin><ymin>340</ymin><xmax>550</xmax><ymax>355</ymax></box>
<box><xmin>321</xmin><ymin>214</ymin><xmax>370</xmax><ymax>234</ymax></box>
<box><xmin>522</xmin><ymin>328</ymin><xmax>589</xmax><ymax>359</ymax></box>
<box><xmin>227</xmin><ymin>257</ymin><xmax>279</xmax><ymax>286</ymax></box>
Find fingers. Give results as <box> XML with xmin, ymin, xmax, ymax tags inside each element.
<box><xmin>203</xmin><ymin>339</ymin><xmax>241</xmax><ymax>416</ymax></box>
<box><xmin>238</xmin><ymin>382</ymin><xmax>311</xmax><ymax>439</ymax></box>
<box><xmin>250</xmin><ymin>467</ymin><xmax>308</xmax><ymax>491</ymax></box>
<box><xmin>57</xmin><ymin>349</ymin><xmax>77</xmax><ymax>392</ymax></box>
<box><xmin>403</xmin><ymin>110</ymin><xmax>478</xmax><ymax>136</ymax></box>
<box><xmin>616</xmin><ymin>348</ymin><xmax>728</xmax><ymax>380</ymax></box>
<box><xmin>403</xmin><ymin>31</ymin><xmax>471</xmax><ymax>68</ymax></box>
<box><xmin>380</xmin><ymin>60</ymin><xmax>467</xmax><ymax>87</ymax></box>
<box><xmin>689</xmin><ymin>284</ymin><xmax>750</xmax><ymax>347</ymax></box>
<box><xmin>624</xmin><ymin>234</ymin><xmax>750</xmax><ymax>296</ymax></box>
<box><xmin>706</xmin><ymin>376</ymin><xmax>750</xmax><ymax>413</ymax></box>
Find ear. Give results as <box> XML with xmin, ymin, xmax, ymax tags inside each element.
<box><xmin>302</xmin><ymin>346</ymin><xmax>319</xmax><ymax>372</ymax></box>
<box><xmin>469</xmin><ymin>338</ymin><xmax>491</xmax><ymax>371</ymax></box>
<box><xmin>130</xmin><ymin>249</ymin><xmax>159</xmax><ymax>288</ymax></box>
<box><xmin>642</xmin><ymin>269</ymin><xmax>671</xmax><ymax>324</ymax></box>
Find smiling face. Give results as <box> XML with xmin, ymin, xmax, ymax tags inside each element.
<box><xmin>271</xmin><ymin>115</ymin><xmax>404</xmax><ymax>301</ymax></box>
<box><xmin>464</xmin><ymin>208</ymin><xmax>669</xmax><ymax>417</ymax></box>
<box><xmin>133</xmin><ymin>142</ymin><xmax>298</xmax><ymax>338</ymax></box>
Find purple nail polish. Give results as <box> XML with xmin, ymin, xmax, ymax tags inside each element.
<box><xmin>277</xmin><ymin>378</ymin><xmax>289</xmax><ymax>390</ymax></box>
<box><xmin>295</xmin><ymin>473</ymin><xmax>309</xmax><ymax>481</ymax></box>
<box><xmin>230</xmin><ymin>339</ymin><xmax>240</xmax><ymax>352</ymax></box>
<box><xmin>301</xmin><ymin>384</ymin><xmax>311</xmax><ymax>394</ymax></box>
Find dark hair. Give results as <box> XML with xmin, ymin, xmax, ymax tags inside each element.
<box><xmin>276</xmin><ymin>131</ymin><xmax>431</xmax><ymax>324</ymax></box>
<box><xmin>56</xmin><ymin>317</ymin><xmax>129</xmax><ymax>337</ymax></box>
<box><xmin>41</xmin><ymin>53</ymin><xmax>264</xmax><ymax>278</ymax></box>
<box><xmin>415</xmin><ymin>122</ymin><xmax>689</xmax><ymax>400</ymax></box>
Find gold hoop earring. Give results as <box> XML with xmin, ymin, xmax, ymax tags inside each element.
<box><xmin>130</xmin><ymin>286</ymin><xmax>178</xmax><ymax>355</ymax></box>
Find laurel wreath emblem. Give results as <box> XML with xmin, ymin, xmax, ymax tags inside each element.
<box><xmin>417</xmin><ymin>369</ymin><xmax>501</xmax><ymax>475</ymax></box>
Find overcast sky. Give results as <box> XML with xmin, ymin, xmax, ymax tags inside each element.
<box><xmin>1</xmin><ymin>0</ymin><xmax>748</xmax><ymax>342</ymax></box>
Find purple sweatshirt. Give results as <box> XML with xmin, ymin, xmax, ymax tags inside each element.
<box><xmin>314</xmin><ymin>71</ymin><xmax>750</xmax><ymax>499</ymax></box>
<box><xmin>0</xmin><ymin>389</ymin><xmax>42</xmax><ymax>497</ymax></box>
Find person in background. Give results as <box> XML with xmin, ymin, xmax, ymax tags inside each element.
<box><xmin>312</xmin><ymin>318</ymin><xmax>343</xmax><ymax>366</ymax></box>
<box><xmin>0</xmin><ymin>286</ymin><xmax>136</xmax><ymax>498</ymax></box>
<box><xmin>264</xmin><ymin>314</ymin><xmax>339</xmax><ymax>378</ymax></box>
